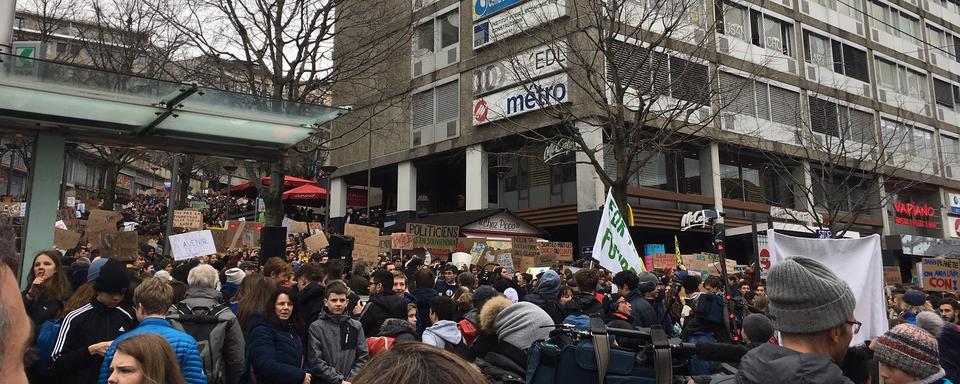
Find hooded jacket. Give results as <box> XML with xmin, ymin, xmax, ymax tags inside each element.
<box><xmin>422</xmin><ymin>320</ymin><xmax>463</xmax><ymax>349</ymax></box>
<box><xmin>522</xmin><ymin>270</ymin><xmax>563</xmax><ymax>324</ymax></box>
<box><xmin>50</xmin><ymin>298</ymin><xmax>137</xmax><ymax>384</ymax></box>
<box><xmin>97</xmin><ymin>317</ymin><xmax>205</xmax><ymax>384</ymax></box>
<box><xmin>307</xmin><ymin>310</ymin><xmax>369</xmax><ymax>384</ymax></box>
<box><xmin>709</xmin><ymin>343</ymin><xmax>854</xmax><ymax>384</ymax></box>
<box><xmin>178</xmin><ymin>286</ymin><xmax>245</xmax><ymax>384</ymax></box>
<box><xmin>379</xmin><ymin>318</ymin><xmax>418</xmax><ymax>342</ymax></box>
<box><xmin>359</xmin><ymin>292</ymin><xmax>407</xmax><ymax>337</ymax></box>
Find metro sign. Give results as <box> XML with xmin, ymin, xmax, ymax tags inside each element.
<box><xmin>472</xmin><ymin>72</ymin><xmax>569</xmax><ymax>125</ymax></box>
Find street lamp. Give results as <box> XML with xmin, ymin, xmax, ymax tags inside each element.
<box><xmin>319</xmin><ymin>165</ymin><xmax>338</xmax><ymax>228</ymax></box>
<box><xmin>223</xmin><ymin>165</ymin><xmax>238</xmax><ymax>196</ymax></box>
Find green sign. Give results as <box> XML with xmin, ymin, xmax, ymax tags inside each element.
<box><xmin>14</xmin><ymin>46</ymin><xmax>35</xmax><ymax>68</ymax></box>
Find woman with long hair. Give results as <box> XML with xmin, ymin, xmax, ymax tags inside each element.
<box><xmin>22</xmin><ymin>250</ymin><xmax>73</xmax><ymax>330</ymax></box>
<box><xmin>106</xmin><ymin>334</ymin><xmax>187</xmax><ymax>384</ymax></box>
<box><xmin>247</xmin><ymin>287</ymin><xmax>310</xmax><ymax>384</ymax></box>
<box><xmin>234</xmin><ymin>274</ymin><xmax>277</xmax><ymax>336</ymax></box>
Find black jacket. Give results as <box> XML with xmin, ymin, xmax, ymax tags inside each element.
<box><xmin>522</xmin><ymin>292</ymin><xmax>563</xmax><ymax>324</ymax></box>
<box><xmin>562</xmin><ymin>292</ymin><xmax>604</xmax><ymax>318</ymax></box>
<box><xmin>708</xmin><ymin>343</ymin><xmax>854</xmax><ymax>384</ymax></box>
<box><xmin>248</xmin><ymin>320</ymin><xmax>307</xmax><ymax>384</ymax></box>
<box><xmin>359</xmin><ymin>293</ymin><xmax>407</xmax><ymax>337</ymax></box>
<box><xmin>411</xmin><ymin>287</ymin><xmax>438</xmax><ymax>336</ymax></box>
<box><xmin>50</xmin><ymin>298</ymin><xmax>137</xmax><ymax>384</ymax></box>
<box><xmin>474</xmin><ymin>340</ymin><xmax>527</xmax><ymax>384</ymax></box>
<box><xmin>299</xmin><ymin>282</ymin><xmax>325</xmax><ymax>325</ymax></box>
<box><xmin>22</xmin><ymin>290</ymin><xmax>66</xmax><ymax>338</ymax></box>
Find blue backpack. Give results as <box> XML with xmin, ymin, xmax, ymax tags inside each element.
<box><xmin>33</xmin><ymin>319</ymin><xmax>61</xmax><ymax>373</ymax></box>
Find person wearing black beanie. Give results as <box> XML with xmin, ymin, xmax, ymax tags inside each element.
<box><xmin>50</xmin><ymin>259</ymin><xmax>137</xmax><ymax>384</ymax></box>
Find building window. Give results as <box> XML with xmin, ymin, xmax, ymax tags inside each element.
<box><xmin>812</xmin><ymin>169</ymin><xmax>873</xmax><ymax>213</ymax></box>
<box><xmin>881</xmin><ymin>118</ymin><xmax>939</xmax><ymax>173</ymax></box>
<box><xmin>809</xmin><ymin>97</ymin><xmax>876</xmax><ymax>144</ymax></box>
<box><xmin>719</xmin><ymin>72</ymin><xmax>802</xmax><ymax>127</ymax></box>
<box><xmin>629</xmin><ymin>151</ymin><xmax>701</xmax><ymax>194</ymax></box>
<box><xmin>868</xmin><ymin>0</ymin><xmax>920</xmax><ymax>40</ymax></box>
<box><xmin>411</xmin><ymin>79</ymin><xmax>460</xmax><ymax>147</ymax></box>
<box><xmin>412</xmin><ymin>8</ymin><xmax>459</xmax><ymax>78</ymax></box>
<box><xmin>811</xmin><ymin>0</ymin><xmax>862</xmax><ymax>17</ymax></box>
<box><xmin>928</xmin><ymin>24</ymin><xmax>960</xmax><ymax>64</ymax></box>
<box><xmin>874</xmin><ymin>57</ymin><xmax>927</xmax><ymax>100</ymax></box>
<box><xmin>607</xmin><ymin>41</ymin><xmax>711</xmax><ymax>107</ymax></box>
<box><xmin>717</xmin><ymin>3</ymin><xmax>793</xmax><ymax>56</ymax></box>
<box><xmin>803</xmin><ymin>31</ymin><xmax>869</xmax><ymax>83</ymax></box>
<box><xmin>942</xmin><ymin>135</ymin><xmax>960</xmax><ymax>178</ymax></box>
<box><xmin>719</xmin><ymin>152</ymin><xmax>793</xmax><ymax>206</ymax></box>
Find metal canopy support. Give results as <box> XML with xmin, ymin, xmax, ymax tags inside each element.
<box><xmin>20</xmin><ymin>132</ymin><xmax>65</xmax><ymax>288</ymax></box>
<box><xmin>133</xmin><ymin>84</ymin><xmax>200</xmax><ymax>136</ymax></box>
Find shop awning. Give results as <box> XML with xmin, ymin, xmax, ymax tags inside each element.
<box><xmin>283</xmin><ymin>183</ymin><xmax>327</xmax><ymax>200</ymax></box>
<box><xmin>384</xmin><ymin>208</ymin><xmax>548</xmax><ymax>238</ymax></box>
<box><xmin>0</xmin><ymin>52</ymin><xmax>349</xmax><ymax>161</ymax></box>
<box><xmin>228</xmin><ymin>176</ymin><xmax>315</xmax><ymax>193</ymax></box>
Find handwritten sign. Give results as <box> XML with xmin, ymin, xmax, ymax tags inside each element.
<box><xmin>169</xmin><ymin>230</ymin><xmax>218</xmax><ymax>261</ymax></box>
<box><xmin>470</xmin><ymin>241</ymin><xmax>489</xmax><ymax>265</ymax></box>
<box><xmin>208</xmin><ymin>227</ymin><xmax>229</xmax><ymax>252</ymax></box>
<box><xmin>516</xmin><ymin>256</ymin><xmax>535</xmax><ymax>274</ymax></box>
<box><xmin>497</xmin><ymin>251</ymin><xmax>515</xmax><ymax>274</ymax></box>
<box><xmin>288</xmin><ymin>220</ymin><xmax>309</xmax><ymax>234</ymax></box>
<box><xmin>353</xmin><ymin>244</ymin><xmax>380</xmax><ymax>263</ymax></box>
<box><xmin>883</xmin><ymin>266</ymin><xmax>903</xmax><ymax>285</ymax></box>
<box><xmin>379</xmin><ymin>236</ymin><xmax>392</xmax><ymax>253</ymax></box>
<box><xmin>922</xmin><ymin>258</ymin><xmax>960</xmax><ymax>292</ymax></box>
<box><xmin>89</xmin><ymin>209</ymin><xmax>122</xmax><ymax>224</ymax></box>
<box><xmin>511</xmin><ymin>236</ymin><xmax>539</xmax><ymax>258</ymax></box>
<box><xmin>305</xmin><ymin>233</ymin><xmax>330</xmax><ymax>251</ymax></box>
<box><xmin>391</xmin><ymin>232</ymin><xmax>414</xmax><ymax>250</ymax></box>
<box><xmin>57</xmin><ymin>208</ymin><xmax>79</xmax><ymax>231</ymax></box>
<box><xmin>345</xmin><ymin>224</ymin><xmax>380</xmax><ymax>248</ymax></box>
<box><xmin>308</xmin><ymin>222</ymin><xmax>323</xmax><ymax>235</ymax></box>
<box><xmin>100</xmin><ymin>232</ymin><xmax>139</xmax><ymax>261</ymax></box>
<box><xmin>539</xmin><ymin>241</ymin><xmax>573</xmax><ymax>262</ymax></box>
<box><xmin>682</xmin><ymin>253</ymin><xmax>720</xmax><ymax>277</ymax></box>
<box><xmin>173</xmin><ymin>210</ymin><xmax>203</xmax><ymax>229</ymax></box>
<box><xmin>407</xmin><ymin>223</ymin><xmax>459</xmax><ymax>249</ymax></box>
<box><xmin>652</xmin><ymin>254</ymin><xmax>675</xmax><ymax>270</ymax></box>
<box><xmin>54</xmin><ymin>229</ymin><xmax>81</xmax><ymax>250</ymax></box>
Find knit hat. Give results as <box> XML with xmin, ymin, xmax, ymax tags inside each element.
<box><xmin>493</xmin><ymin>301</ymin><xmax>553</xmax><ymax>350</ymax></box>
<box><xmin>766</xmin><ymin>257</ymin><xmax>856</xmax><ymax>333</ymax></box>
<box><xmin>742</xmin><ymin>313</ymin><xmax>775</xmax><ymax>344</ymax></box>
<box><xmin>94</xmin><ymin>259</ymin><xmax>130</xmax><ymax>293</ymax></box>
<box><xmin>225</xmin><ymin>267</ymin><xmax>245</xmax><ymax>285</ymax></box>
<box><xmin>537</xmin><ymin>270</ymin><xmax>561</xmax><ymax>298</ymax></box>
<box><xmin>473</xmin><ymin>285</ymin><xmax>498</xmax><ymax>309</ymax></box>
<box><xmin>86</xmin><ymin>258</ymin><xmax>109</xmax><ymax>283</ymax></box>
<box><xmin>873</xmin><ymin>311</ymin><xmax>944</xmax><ymax>379</ymax></box>
<box><xmin>903</xmin><ymin>289</ymin><xmax>926</xmax><ymax>307</ymax></box>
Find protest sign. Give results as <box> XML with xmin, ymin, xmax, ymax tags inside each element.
<box><xmin>406</xmin><ymin>223</ymin><xmax>459</xmax><ymax>249</ymax></box>
<box><xmin>173</xmin><ymin>210</ymin><xmax>203</xmax><ymax>229</ymax></box>
<box><xmin>169</xmin><ymin>230</ymin><xmax>218</xmax><ymax>261</ymax></box>
<box><xmin>539</xmin><ymin>241</ymin><xmax>573</xmax><ymax>262</ymax></box>
<box><xmin>100</xmin><ymin>232</ymin><xmax>138</xmax><ymax>261</ymax></box>
<box><xmin>57</xmin><ymin>208</ymin><xmax>79</xmax><ymax>230</ymax></box>
<box><xmin>208</xmin><ymin>227</ymin><xmax>229</xmax><ymax>252</ymax></box>
<box><xmin>516</xmin><ymin>256</ymin><xmax>536</xmax><ymax>273</ymax></box>
<box><xmin>653</xmin><ymin>254</ymin><xmax>675</xmax><ymax>270</ymax></box>
<box><xmin>190</xmin><ymin>201</ymin><xmax>208</xmax><ymax>210</ymax></box>
<box><xmin>305</xmin><ymin>233</ymin><xmax>330</xmax><ymax>251</ymax></box>
<box><xmin>391</xmin><ymin>232</ymin><xmax>414</xmax><ymax>250</ymax></box>
<box><xmin>469</xmin><ymin>240</ymin><xmax>488</xmax><ymax>265</ymax></box>
<box><xmin>592</xmin><ymin>190</ymin><xmax>644</xmax><ymax>273</ymax></box>
<box><xmin>883</xmin><ymin>266</ymin><xmax>903</xmax><ymax>284</ymax></box>
<box><xmin>289</xmin><ymin>221</ymin><xmax>309</xmax><ymax>234</ymax></box>
<box><xmin>54</xmin><ymin>229</ymin><xmax>81</xmax><ymax>250</ymax></box>
<box><xmin>89</xmin><ymin>209</ymin><xmax>122</xmax><ymax>224</ymax></box>
<box><xmin>497</xmin><ymin>251</ymin><xmax>515</xmax><ymax>273</ymax></box>
<box><xmin>511</xmin><ymin>236</ymin><xmax>539</xmax><ymax>258</ymax></box>
<box><xmin>345</xmin><ymin>224</ymin><xmax>380</xmax><ymax>248</ymax></box>
<box><xmin>379</xmin><ymin>236</ymin><xmax>392</xmax><ymax>253</ymax></box>
<box><xmin>308</xmin><ymin>222</ymin><xmax>323</xmax><ymax>235</ymax></box>
<box><xmin>921</xmin><ymin>258</ymin><xmax>960</xmax><ymax>292</ymax></box>
<box><xmin>682</xmin><ymin>253</ymin><xmax>719</xmax><ymax>276</ymax></box>
<box><xmin>353</xmin><ymin>244</ymin><xmax>380</xmax><ymax>263</ymax></box>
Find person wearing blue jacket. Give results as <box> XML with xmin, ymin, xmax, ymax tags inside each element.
<box><xmin>248</xmin><ymin>287</ymin><xmax>311</xmax><ymax>384</ymax></box>
<box><xmin>98</xmin><ymin>277</ymin><xmax>205</xmax><ymax>384</ymax></box>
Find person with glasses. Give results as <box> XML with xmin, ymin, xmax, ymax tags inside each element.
<box><xmin>358</xmin><ymin>269</ymin><xmax>407</xmax><ymax>338</ymax></box>
<box><xmin>706</xmin><ymin>257</ymin><xmax>859</xmax><ymax>384</ymax></box>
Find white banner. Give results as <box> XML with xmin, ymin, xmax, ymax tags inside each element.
<box><xmin>767</xmin><ymin>230</ymin><xmax>887</xmax><ymax>345</ymax></box>
<box><xmin>592</xmin><ymin>189</ymin><xmax>644</xmax><ymax>274</ymax></box>
<box><xmin>473</xmin><ymin>0</ymin><xmax>566</xmax><ymax>49</ymax></box>
<box><xmin>169</xmin><ymin>230</ymin><xmax>218</xmax><ymax>261</ymax></box>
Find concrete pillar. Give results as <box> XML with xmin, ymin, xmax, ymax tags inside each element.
<box><xmin>397</xmin><ymin>161</ymin><xmax>417</xmax><ymax>212</ymax></box>
<box><xmin>877</xmin><ymin>176</ymin><xmax>892</xmax><ymax>236</ymax></box>
<box><xmin>0</xmin><ymin>0</ymin><xmax>15</xmax><ymax>53</ymax></box>
<box><xmin>793</xmin><ymin>161</ymin><xmax>815</xmax><ymax>214</ymax></box>
<box><xmin>576</xmin><ymin>121</ymin><xmax>605</xmax><ymax>212</ymax></box>
<box><xmin>940</xmin><ymin>187</ymin><xmax>951</xmax><ymax>239</ymax></box>
<box><xmin>699</xmin><ymin>142</ymin><xmax>722</xmax><ymax>212</ymax></box>
<box><xmin>21</xmin><ymin>132</ymin><xmax>65</xmax><ymax>288</ymax></box>
<box><xmin>330</xmin><ymin>177</ymin><xmax>347</xmax><ymax>218</ymax></box>
<box><xmin>465</xmin><ymin>145</ymin><xmax>488</xmax><ymax>210</ymax></box>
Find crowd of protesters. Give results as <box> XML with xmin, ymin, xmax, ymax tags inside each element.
<box><xmin>0</xmin><ymin>194</ymin><xmax>957</xmax><ymax>383</ymax></box>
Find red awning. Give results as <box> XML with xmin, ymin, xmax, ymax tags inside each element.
<box><xmin>227</xmin><ymin>176</ymin><xmax>315</xmax><ymax>194</ymax></box>
<box><xmin>282</xmin><ymin>183</ymin><xmax>328</xmax><ymax>200</ymax></box>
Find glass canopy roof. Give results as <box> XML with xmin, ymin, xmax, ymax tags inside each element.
<box><xmin>0</xmin><ymin>52</ymin><xmax>348</xmax><ymax>160</ymax></box>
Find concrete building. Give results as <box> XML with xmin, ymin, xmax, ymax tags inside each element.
<box><xmin>329</xmin><ymin>0</ymin><xmax>960</xmax><ymax>266</ymax></box>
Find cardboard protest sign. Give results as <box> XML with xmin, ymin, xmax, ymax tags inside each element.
<box><xmin>406</xmin><ymin>223</ymin><xmax>459</xmax><ymax>249</ymax></box>
<box><xmin>652</xmin><ymin>254</ymin><xmax>675</xmax><ymax>270</ymax></box>
<box><xmin>54</xmin><ymin>229</ymin><xmax>81</xmax><ymax>250</ymax></box>
<box><xmin>100</xmin><ymin>232</ymin><xmax>139</xmax><ymax>261</ymax></box>
<box><xmin>921</xmin><ymin>258</ymin><xmax>960</xmax><ymax>292</ymax></box>
<box><xmin>379</xmin><ymin>236</ymin><xmax>392</xmax><ymax>253</ymax></box>
<box><xmin>289</xmin><ymin>221</ymin><xmax>309</xmax><ymax>234</ymax></box>
<box><xmin>682</xmin><ymin>253</ymin><xmax>719</xmax><ymax>276</ymax></box>
<box><xmin>516</xmin><ymin>256</ymin><xmax>536</xmax><ymax>274</ymax></box>
<box><xmin>173</xmin><ymin>210</ymin><xmax>204</xmax><ymax>229</ymax></box>
<box><xmin>497</xmin><ymin>251</ymin><xmax>515</xmax><ymax>274</ymax></box>
<box><xmin>469</xmin><ymin>240</ymin><xmax>488</xmax><ymax>265</ymax></box>
<box><xmin>308</xmin><ymin>222</ymin><xmax>323</xmax><ymax>235</ymax></box>
<box><xmin>228</xmin><ymin>221</ymin><xmax>262</xmax><ymax>249</ymax></box>
<box><xmin>57</xmin><ymin>208</ymin><xmax>79</xmax><ymax>230</ymax></box>
<box><xmin>353</xmin><ymin>244</ymin><xmax>380</xmax><ymax>263</ymax></box>
<box><xmin>169</xmin><ymin>230</ymin><xmax>218</xmax><ymax>261</ymax></box>
<box><xmin>305</xmin><ymin>233</ymin><xmax>329</xmax><ymax>251</ymax></box>
<box><xmin>511</xmin><ymin>236</ymin><xmax>539</xmax><ymax>258</ymax></box>
<box><xmin>89</xmin><ymin>209</ymin><xmax>122</xmax><ymax>224</ymax></box>
<box><xmin>539</xmin><ymin>242</ymin><xmax>573</xmax><ymax>262</ymax></box>
<box><xmin>883</xmin><ymin>266</ymin><xmax>903</xmax><ymax>285</ymax></box>
<box><xmin>208</xmin><ymin>227</ymin><xmax>229</xmax><ymax>252</ymax></box>
<box><xmin>345</xmin><ymin>224</ymin><xmax>380</xmax><ymax>248</ymax></box>
<box><xmin>391</xmin><ymin>232</ymin><xmax>414</xmax><ymax>250</ymax></box>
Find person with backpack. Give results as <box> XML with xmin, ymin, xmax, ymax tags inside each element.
<box><xmin>561</xmin><ymin>269</ymin><xmax>605</xmax><ymax>329</ymax></box>
<box><xmin>521</xmin><ymin>270</ymin><xmax>562</xmax><ymax>324</ymax></box>
<box><xmin>96</xmin><ymin>277</ymin><xmax>205</xmax><ymax>384</ymax></box>
<box><xmin>307</xmin><ymin>281</ymin><xmax>368</xmax><ymax>384</ymax></box>
<box><xmin>51</xmin><ymin>259</ymin><xmax>137</xmax><ymax>384</ymax></box>
<box><xmin>422</xmin><ymin>296</ymin><xmax>469</xmax><ymax>358</ymax></box>
<box><xmin>169</xmin><ymin>264</ymin><xmax>245</xmax><ymax>384</ymax></box>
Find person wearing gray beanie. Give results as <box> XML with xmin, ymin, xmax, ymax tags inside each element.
<box><xmin>708</xmin><ymin>257</ymin><xmax>859</xmax><ymax>384</ymax></box>
<box><xmin>493</xmin><ymin>301</ymin><xmax>553</xmax><ymax>350</ymax></box>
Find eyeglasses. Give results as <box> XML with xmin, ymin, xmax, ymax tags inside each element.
<box><xmin>845</xmin><ymin>320</ymin><xmax>862</xmax><ymax>334</ymax></box>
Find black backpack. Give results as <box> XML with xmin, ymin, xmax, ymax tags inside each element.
<box><xmin>168</xmin><ymin>303</ymin><xmax>233</xmax><ymax>384</ymax></box>
<box><xmin>444</xmin><ymin>339</ymin><xmax>475</xmax><ymax>360</ymax></box>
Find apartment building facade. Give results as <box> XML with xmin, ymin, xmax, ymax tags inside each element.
<box><xmin>328</xmin><ymin>0</ymin><xmax>960</xmax><ymax>263</ymax></box>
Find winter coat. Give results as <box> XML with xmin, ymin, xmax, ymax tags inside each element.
<box><xmin>97</xmin><ymin>317</ymin><xmax>206</xmax><ymax>384</ymax></box>
<box><xmin>50</xmin><ymin>299</ymin><xmax>137</xmax><ymax>384</ymax></box>
<box><xmin>434</xmin><ymin>280</ymin><xmax>458</xmax><ymax>298</ymax></box>
<box><xmin>221</xmin><ymin>282</ymin><xmax>239</xmax><ymax>303</ymax></box>
<box><xmin>307</xmin><ymin>310</ymin><xmax>369</xmax><ymax>384</ymax></box>
<box><xmin>379</xmin><ymin>318</ymin><xmax>418</xmax><ymax>342</ymax></box>
<box><xmin>422</xmin><ymin>320</ymin><xmax>463</xmax><ymax>349</ymax></box>
<box><xmin>474</xmin><ymin>340</ymin><xmax>527</xmax><ymax>384</ymax></box>
<box><xmin>22</xmin><ymin>290</ymin><xmax>66</xmax><ymax>338</ymax></box>
<box><xmin>359</xmin><ymin>293</ymin><xmax>407</xmax><ymax>337</ymax></box>
<box><xmin>179</xmin><ymin>286</ymin><xmax>245</xmax><ymax>384</ymax></box>
<box><xmin>625</xmin><ymin>289</ymin><xmax>675</xmax><ymax>335</ymax></box>
<box><xmin>411</xmin><ymin>288</ymin><xmax>438</xmax><ymax>336</ymax></box>
<box><xmin>299</xmin><ymin>282</ymin><xmax>326</xmax><ymax>325</ymax></box>
<box><xmin>562</xmin><ymin>292</ymin><xmax>604</xmax><ymax>318</ymax></box>
<box><xmin>247</xmin><ymin>320</ymin><xmax>308</xmax><ymax>384</ymax></box>
<box><xmin>941</xmin><ymin>323</ymin><xmax>960</xmax><ymax>383</ymax></box>
<box><xmin>522</xmin><ymin>293</ymin><xmax>563</xmax><ymax>324</ymax></box>
<box><xmin>709</xmin><ymin>343</ymin><xmax>854</xmax><ymax>384</ymax></box>
<box><xmin>347</xmin><ymin>274</ymin><xmax>370</xmax><ymax>296</ymax></box>
<box><xmin>606</xmin><ymin>313</ymin><xmax>640</xmax><ymax>350</ymax></box>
